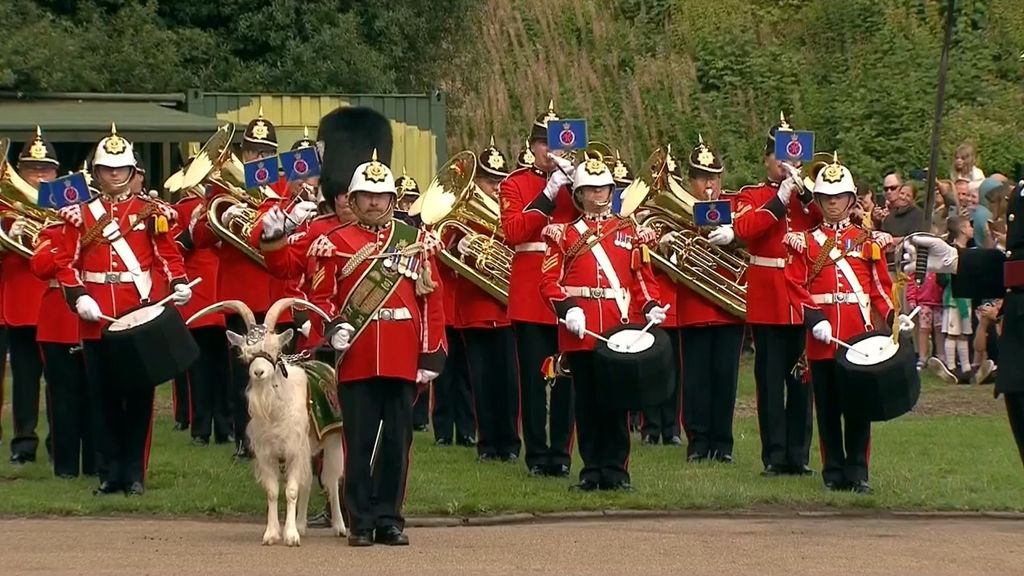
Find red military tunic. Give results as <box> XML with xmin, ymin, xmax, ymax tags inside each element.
<box><xmin>652</xmin><ymin>269</ymin><xmax>680</xmax><ymax>328</ymax></box>
<box><xmin>0</xmin><ymin>220</ymin><xmax>46</xmax><ymax>327</ymax></box>
<box><xmin>500</xmin><ymin>167</ymin><xmax>578</xmax><ymax>325</ymax></box>
<box><xmin>52</xmin><ymin>193</ymin><xmax>187</xmax><ymax>340</ymax></box>
<box><xmin>539</xmin><ymin>215</ymin><xmax>661</xmax><ymax>352</ymax></box>
<box><xmin>784</xmin><ymin>220</ymin><xmax>893</xmax><ymax>361</ymax></box>
<box><xmin>788</xmin><ymin>193</ymin><xmax>823</xmax><ymax>233</ymax></box>
<box><xmin>30</xmin><ymin>224</ymin><xmax>79</xmax><ymax>344</ymax></box>
<box><xmin>307</xmin><ymin>220</ymin><xmax>447</xmax><ymax>383</ymax></box>
<box><xmin>173</xmin><ymin>195</ymin><xmax>223</xmax><ymax>329</ymax></box>
<box><xmin>442</xmin><ymin>223</ymin><xmax>509</xmax><ymax>329</ymax></box>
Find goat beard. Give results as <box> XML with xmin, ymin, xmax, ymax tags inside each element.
<box><xmin>246</xmin><ymin>360</ymin><xmax>284</xmax><ymax>425</ymax></box>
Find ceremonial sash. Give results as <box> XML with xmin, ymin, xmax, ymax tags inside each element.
<box><xmin>811</xmin><ymin>229</ymin><xmax>872</xmax><ymax>329</ymax></box>
<box><xmin>86</xmin><ymin>198</ymin><xmax>153</xmax><ymax>302</ymax></box>
<box><xmin>574</xmin><ymin>220</ymin><xmax>630</xmax><ymax>322</ymax></box>
<box><xmin>338</xmin><ymin>223</ymin><xmax>420</xmax><ymax>344</ymax></box>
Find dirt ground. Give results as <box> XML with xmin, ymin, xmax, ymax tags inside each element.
<box><xmin>1</xmin><ymin>515</ymin><xmax>1021</xmax><ymax>576</ymax></box>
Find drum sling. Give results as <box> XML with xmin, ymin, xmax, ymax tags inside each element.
<box><xmin>86</xmin><ymin>199</ymin><xmax>153</xmax><ymax>302</ymax></box>
<box><xmin>811</xmin><ymin>229</ymin><xmax>872</xmax><ymax>329</ymax></box>
<box><xmin>572</xmin><ymin>220</ymin><xmax>630</xmax><ymax>322</ymax></box>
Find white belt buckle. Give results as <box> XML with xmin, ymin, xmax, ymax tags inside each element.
<box><xmin>590</xmin><ymin>288</ymin><xmax>604</xmax><ymax>299</ymax></box>
<box><xmin>105</xmin><ymin>272</ymin><xmax>121</xmax><ymax>284</ymax></box>
<box><xmin>379</xmin><ymin>309</ymin><xmax>394</xmax><ymax>321</ymax></box>
<box><xmin>835</xmin><ymin>292</ymin><xmax>846</xmax><ymax>303</ymax></box>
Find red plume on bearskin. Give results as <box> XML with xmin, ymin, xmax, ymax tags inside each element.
<box><xmin>317</xmin><ymin>106</ymin><xmax>394</xmax><ymax>206</ymax></box>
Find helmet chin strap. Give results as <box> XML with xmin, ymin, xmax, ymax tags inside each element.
<box><xmin>814</xmin><ymin>194</ymin><xmax>856</xmax><ymax>222</ymax></box>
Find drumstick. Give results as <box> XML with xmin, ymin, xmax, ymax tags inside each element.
<box><xmin>557</xmin><ymin>318</ymin><xmax>612</xmax><ymax>344</ymax></box>
<box><xmin>99</xmin><ymin>314</ymin><xmax>119</xmax><ymax>323</ymax></box>
<box><xmin>152</xmin><ymin>277</ymin><xmax>204</xmax><ymax>309</ymax></box>
<box><xmin>626</xmin><ymin>304</ymin><xmax>671</xmax><ymax>351</ymax></box>
<box><xmin>829</xmin><ymin>336</ymin><xmax>870</xmax><ymax>358</ymax></box>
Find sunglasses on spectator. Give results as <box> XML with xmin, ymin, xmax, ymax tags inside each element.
<box><xmin>883</xmin><ymin>185</ymin><xmax>900</xmax><ymax>191</ymax></box>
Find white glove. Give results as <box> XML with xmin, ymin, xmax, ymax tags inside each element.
<box><xmin>549</xmin><ymin>152</ymin><xmax>574</xmax><ymax>173</ymax></box>
<box><xmin>416</xmin><ymin>369</ymin><xmax>439</xmax><ymax>384</ymax></box>
<box><xmin>897</xmin><ymin>313</ymin><xmax>916</xmax><ymax>333</ymax></box>
<box><xmin>811</xmin><ymin>320</ymin><xmax>833</xmax><ymax>344</ymax></box>
<box><xmin>329</xmin><ymin>322</ymin><xmax>355</xmax><ymax>353</ymax></box>
<box><xmin>171</xmin><ymin>282</ymin><xmax>192</xmax><ymax>306</ymax></box>
<box><xmin>645</xmin><ymin>304</ymin><xmax>669</xmax><ymax>325</ymax></box>
<box><xmin>9</xmin><ymin>218</ymin><xmax>27</xmax><ymax>240</ymax></box>
<box><xmin>298</xmin><ymin>320</ymin><xmax>311</xmax><ymax>338</ymax></box>
<box><xmin>457</xmin><ymin>234</ymin><xmax>472</xmax><ymax>255</ymax></box>
<box><xmin>542</xmin><ymin>169</ymin><xmax>572</xmax><ymax>201</ymax></box>
<box><xmin>189</xmin><ymin>203</ymin><xmax>206</xmax><ymax>234</ymax></box>
<box><xmin>902</xmin><ymin>235</ymin><xmax>959</xmax><ymax>275</ymax></box>
<box><xmin>75</xmin><ymin>295</ymin><xmax>103</xmax><ymax>322</ymax></box>
<box><xmin>260</xmin><ymin>207</ymin><xmax>286</xmax><ymax>240</ymax></box>
<box><xmin>286</xmin><ymin>201</ymin><xmax>318</xmax><ymax>232</ymax></box>
<box><xmin>564</xmin><ymin>307</ymin><xmax>586</xmax><ymax>340</ymax></box>
<box><xmin>706</xmin><ymin>225</ymin><xmax>735</xmax><ymax>246</ymax></box>
<box><xmin>220</xmin><ymin>203</ymin><xmax>247</xmax><ymax>227</ymax></box>
<box><xmin>777</xmin><ymin>176</ymin><xmax>797</xmax><ymax>205</ymax></box>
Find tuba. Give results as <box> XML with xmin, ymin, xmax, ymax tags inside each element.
<box><xmin>411</xmin><ymin>150</ymin><xmax>511</xmax><ymax>304</ymax></box>
<box><xmin>0</xmin><ymin>138</ymin><xmax>59</xmax><ymax>258</ymax></box>
<box><xmin>180</xmin><ymin>124</ymin><xmax>267</xmax><ymax>266</ymax></box>
<box><xmin>619</xmin><ymin>147</ymin><xmax>748</xmax><ymax>319</ymax></box>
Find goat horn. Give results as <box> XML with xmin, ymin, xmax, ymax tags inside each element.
<box><xmin>185</xmin><ymin>299</ymin><xmax>256</xmax><ymax>330</ymax></box>
<box><xmin>264</xmin><ymin>297</ymin><xmax>333</xmax><ymax>332</ymax></box>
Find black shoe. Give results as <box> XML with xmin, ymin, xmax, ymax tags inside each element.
<box><xmin>191</xmin><ymin>437</ymin><xmax>209</xmax><ymax>447</ymax></box>
<box><xmin>435</xmin><ymin>437</ymin><xmax>452</xmax><ymax>446</ymax></box>
<box><xmin>94</xmin><ymin>481</ymin><xmax>122</xmax><ymax>495</ymax></box>
<box><xmin>456</xmin><ymin>435</ymin><xmax>476</xmax><ymax>447</ymax></box>
<box><xmin>789</xmin><ymin>464</ymin><xmax>815</xmax><ymax>476</ymax></box>
<box><xmin>173</xmin><ymin>422</ymin><xmax>188</xmax><ymax>432</ymax></box>
<box><xmin>125</xmin><ymin>481</ymin><xmax>145</xmax><ymax>496</ymax></box>
<box><xmin>374</xmin><ymin>526</ymin><xmax>409</xmax><ymax>546</ymax></box>
<box><xmin>712</xmin><ymin>452</ymin><xmax>734</xmax><ymax>464</ymax></box>
<box><xmin>642</xmin><ymin>434</ymin><xmax>659</xmax><ymax>445</ymax></box>
<box><xmin>56</xmin><ymin>473</ymin><xmax>77</xmax><ymax>480</ymax></box>
<box><xmin>570</xmin><ymin>479</ymin><xmax>600</xmax><ymax>492</ymax></box>
<box><xmin>413</xmin><ymin>424</ymin><xmax>429</xmax><ymax>433</ymax></box>
<box><xmin>477</xmin><ymin>453</ymin><xmax>500</xmax><ymax>462</ymax></box>
<box><xmin>665</xmin><ymin>435</ymin><xmax>683</xmax><ymax>446</ymax></box>
<box><xmin>850</xmin><ymin>480</ymin><xmax>872</xmax><ymax>494</ymax></box>
<box><xmin>9</xmin><ymin>452</ymin><xmax>35</xmax><ymax>465</ymax></box>
<box><xmin>348</xmin><ymin>531</ymin><xmax>374</xmax><ymax>547</ymax></box>
<box><xmin>501</xmin><ymin>452</ymin><xmax>518</xmax><ymax>463</ymax></box>
<box><xmin>601</xmin><ymin>480</ymin><xmax>635</xmax><ymax>491</ymax></box>
<box><xmin>308</xmin><ymin>509</ymin><xmax>332</xmax><ymax>528</ymax></box>
<box><xmin>548</xmin><ymin>464</ymin><xmax>571</xmax><ymax>477</ymax></box>
<box><xmin>233</xmin><ymin>442</ymin><xmax>252</xmax><ymax>461</ymax></box>
<box><xmin>824</xmin><ymin>480</ymin><xmax>850</xmax><ymax>492</ymax></box>
<box><xmin>761</xmin><ymin>464</ymin><xmax>785</xmax><ymax>477</ymax></box>
<box><xmin>528</xmin><ymin>465</ymin><xmax>545</xmax><ymax>477</ymax></box>
<box><xmin>214</xmin><ymin>433</ymin><xmax>235</xmax><ymax>445</ymax></box>
<box><xmin>687</xmin><ymin>451</ymin><xmax>709</xmax><ymax>463</ymax></box>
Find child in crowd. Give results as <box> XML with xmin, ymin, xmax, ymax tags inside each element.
<box><xmin>951</xmin><ymin>142</ymin><xmax>985</xmax><ymax>184</ymax></box>
<box><xmin>907</xmin><ymin>271</ymin><xmax>944</xmax><ymax>371</ymax></box>
<box><xmin>933</xmin><ymin>215</ymin><xmax>975</xmax><ymax>383</ymax></box>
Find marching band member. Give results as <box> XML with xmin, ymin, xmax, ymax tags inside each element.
<box><xmin>4</xmin><ymin>128</ymin><xmax>55</xmax><ymax>465</ymax></box>
<box><xmin>540</xmin><ymin>153</ymin><xmax>666</xmax><ymax>491</ymax></box>
<box><xmin>309</xmin><ymin>151</ymin><xmax>446</xmax><ymax>547</ymax></box>
<box><xmin>173</xmin><ymin>180</ymin><xmax>231</xmax><ymax>447</ymax></box>
<box><xmin>31</xmin><ymin>221</ymin><xmax>94</xmax><ymax>478</ymax></box>
<box><xmin>499</xmin><ymin>101</ymin><xmax>578</xmax><ymax>476</ymax></box>
<box><xmin>785</xmin><ymin>154</ymin><xmax>913</xmax><ymax>493</ymax></box>
<box><xmin>452</xmin><ymin>139</ymin><xmax>518</xmax><ymax>458</ymax></box>
<box><xmin>733</xmin><ymin>113</ymin><xmax>816</xmax><ymax>477</ymax></box>
<box><xmin>675</xmin><ymin>137</ymin><xmax>744</xmax><ymax>462</ymax></box>
<box><xmin>53</xmin><ymin>124</ymin><xmax>192</xmax><ymax>496</ymax></box>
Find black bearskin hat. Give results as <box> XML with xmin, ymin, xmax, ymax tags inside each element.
<box><xmin>317</xmin><ymin>106</ymin><xmax>394</xmax><ymax>206</ymax></box>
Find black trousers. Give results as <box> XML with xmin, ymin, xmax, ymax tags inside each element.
<box><xmin>172</xmin><ymin>373</ymin><xmax>190</xmax><ymax>427</ymax></box>
<box><xmin>752</xmin><ymin>324</ymin><xmax>813</xmax><ymax>469</ymax></box>
<box><xmin>9</xmin><ymin>326</ymin><xmax>48</xmax><ymax>458</ymax></box>
<box><xmin>41</xmin><ymin>343</ymin><xmax>94</xmax><ymax>477</ymax></box>
<box><xmin>226</xmin><ymin>313</ymin><xmax>295</xmax><ymax>448</ymax></box>
<box><xmin>513</xmin><ymin>322</ymin><xmax>574</xmax><ymax>470</ymax></box>
<box><xmin>184</xmin><ymin>326</ymin><xmax>232</xmax><ymax>441</ymax></box>
<box><xmin>412</xmin><ymin>391</ymin><xmax>429</xmax><ymax>428</ymax></box>
<box><xmin>681</xmin><ymin>324</ymin><xmax>744</xmax><ymax>458</ymax></box>
<box><xmin>810</xmin><ymin>360</ymin><xmax>871</xmax><ymax>485</ymax></box>
<box><xmin>339</xmin><ymin>377</ymin><xmax>415</xmax><ymax>533</ymax></box>
<box><xmin>567</xmin><ymin>351</ymin><xmax>630</xmax><ymax>485</ymax></box>
<box><xmin>642</xmin><ymin>328</ymin><xmax>682</xmax><ymax>441</ymax></box>
<box><xmin>1005</xmin><ymin>392</ymin><xmax>1024</xmax><ymax>468</ymax></box>
<box><xmin>83</xmin><ymin>340</ymin><xmax>154</xmax><ymax>485</ymax></box>
<box><xmin>431</xmin><ymin>327</ymin><xmax>474</xmax><ymax>441</ymax></box>
<box><xmin>463</xmin><ymin>326</ymin><xmax>520</xmax><ymax>458</ymax></box>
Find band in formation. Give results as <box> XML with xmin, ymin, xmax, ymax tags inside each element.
<box><xmin>0</xmin><ymin>101</ymin><xmax>1020</xmax><ymax>547</ymax></box>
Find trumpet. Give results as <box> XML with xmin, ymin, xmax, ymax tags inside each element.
<box><xmin>0</xmin><ymin>138</ymin><xmax>59</xmax><ymax>258</ymax></box>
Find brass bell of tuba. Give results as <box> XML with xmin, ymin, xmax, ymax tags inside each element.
<box><xmin>0</xmin><ymin>138</ymin><xmax>59</xmax><ymax>259</ymax></box>
<box><xmin>619</xmin><ymin>146</ymin><xmax>748</xmax><ymax>319</ymax></box>
<box><xmin>180</xmin><ymin>124</ymin><xmax>267</xmax><ymax>267</ymax></box>
<box><xmin>410</xmin><ymin>150</ymin><xmax>512</xmax><ymax>304</ymax></box>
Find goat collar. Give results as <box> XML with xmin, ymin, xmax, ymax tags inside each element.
<box><xmin>250</xmin><ymin>350</ymin><xmax>289</xmax><ymax>380</ymax></box>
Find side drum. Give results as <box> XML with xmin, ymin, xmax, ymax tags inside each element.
<box><xmin>591</xmin><ymin>324</ymin><xmax>673</xmax><ymax>411</ymax></box>
<box><xmin>101</xmin><ymin>304</ymin><xmax>200</xmax><ymax>391</ymax></box>
<box><xmin>835</xmin><ymin>330</ymin><xmax>921</xmax><ymax>422</ymax></box>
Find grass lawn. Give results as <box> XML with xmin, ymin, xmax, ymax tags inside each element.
<box><xmin>1</xmin><ymin>358</ymin><xmax>1021</xmax><ymax>518</ymax></box>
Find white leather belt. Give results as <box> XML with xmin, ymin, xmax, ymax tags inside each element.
<box><xmin>514</xmin><ymin>242</ymin><xmax>546</xmax><ymax>253</ymax></box>
<box><xmin>811</xmin><ymin>292</ymin><xmax>866</xmax><ymax>305</ymax></box>
<box><xmin>82</xmin><ymin>270</ymin><xmax>151</xmax><ymax>285</ymax></box>
<box><xmin>749</xmin><ymin>255</ymin><xmax>786</xmax><ymax>268</ymax></box>
<box><xmin>370</xmin><ymin>307</ymin><xmax>412</xmax><ymax>321</ymax></box>
<box><xmin>48</xmin><ymin>280</ymin><xmax>59</xmax><ymax>288</ymax></box>
<box><xmin>564</xmin><ymin>286</ymin><xmax>626</xmax><ymax>299</ymax></box>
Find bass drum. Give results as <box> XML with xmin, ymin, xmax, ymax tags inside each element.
<box><xmin>835</xmin><ymin>330</ymin><xmax>920</xmax><ymax>422</ymax></box>
<box><xmin>101</xmin><ymin>303</ymin><xmax>200</xmax><ymax>391</ymax></box>
<box><xmin>591</xmin><ymin>323</ymin><xmax>673</xmax><ymax>411</ymax></box>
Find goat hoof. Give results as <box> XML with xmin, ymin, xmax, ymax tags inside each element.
<box><xmin>297</xmin><ymin>524</ymin><xmax>307</xmax><ymax>536</ymax></box>
<box><xmin>284</xmin><ymin>530</ymin><xmax>301</xmax><ymax>547</ymax></box>
<box><xmin>262</xmin><ymin>529</ymin><xmax>281</xmax><ymax>546</ymax></box>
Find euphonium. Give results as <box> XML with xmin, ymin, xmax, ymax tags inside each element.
<box><xmin>411</xmin><ymin>150</ymin><xmax>512</xmax><ymax>304</ymax></box>
<box><xmin>619</xmin><ymin>147</ymin><xmax>748</xmax><ymax>319</ymax></box>
<box><xmin>180</xmin><ymin>124</ymin><xmax>266</xmax><ymax>267</ymax></box>
<box><xmin>0</xmin><ymin>138</ymin><xmax>58</xmax><ymax>259</ymax></box>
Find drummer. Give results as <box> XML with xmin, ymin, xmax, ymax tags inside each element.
<box><xmin>539</xmin><ymin>152</ymin><xmax>668</xmax><ymax>491</ymax></box>
<box><xmin>53</xmin><ymin>124</ymin><xmax>192</xmax><ymax>496</ymax></box>
<box><xmin>783</xmin><ymin>154</ymin><xmax>913</xmax><ymax>494</ymax></box>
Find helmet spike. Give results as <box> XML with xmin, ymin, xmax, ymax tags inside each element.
<box><xmin>547</xmin><ymin>99</ymin><xmax>554</xmax><ymax>113</ymax></box>
<box><xmin>698</xmin><ymin>133</ymin><xmax>704</xmax><ymax>145</ymax></box>
<box><xmin>371</xmin><ymin>148</ymin><xmax>378</xmax><ymax>162</ymax></box>
<box><xmin>258</xmin><ymin>106</ymin><xmax>264</xmax><ymax>118</ymax></box>
<box><xmin>489</xmin><ymin>134</ymin><xmax>496</xmax><ymax>147</ymax></box>
<box><xmin>35</xmin><ymin>125</ymin><xmax>42</xmax><ymax>138</ymax></box>
<box><xmin>303</xmin><ymin>126</ymin><xmax>309</xmax><ymax>138</ymax></box>
<box><xmin>110</xmin><ymin>122</ymin><xmax>117</xmax><ymax>135</ymax></box>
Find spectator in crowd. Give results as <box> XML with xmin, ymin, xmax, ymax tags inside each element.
<box><xmin>854</xmin><ymin>185</ymin><xmax>875</xmax><ymax>229</ymax></box>
<box><xmin>962</xmin><ymin>180</ymin><xmax>993</xmax><ymax>248</ymax></box>
<box><xmin>951</xmin><ymin>141</ymin><xmax>985</xmax><ymax>184</ymax></box>
<box><xmin>933</xmin><ymin>215</ymin><xmax>976</xmax><ymax>384</ymax></box>
<box><xmin>908</xmin><ymin>271</ymin><xmax>945</xmax><ymax>371</ymax></box>
<box><xmin>872</xmin><ymin>170</ymin><xmax>902</xmax><ymax>223</ymax></box>
<box><xmin>974</xmin><ymin>300</ymin><xmax>999</xmax><ymax>384</ymax></box>
<box><xmin>880</xmin><ymin>181</ymin><xmax>926</xmax><ymax>264</ymax></box>
<box><xmin>932</xmin><ymin>181</ymin><xmax>956</xmax><ymax>236</ymax></box>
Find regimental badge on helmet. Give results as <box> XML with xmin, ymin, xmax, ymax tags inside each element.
<box><xmin>517</xmin><ymin>140</ymin><xmax>536</xmax><ymax>169</ymax></box>
<box><xmin>765</xmin><ymin>110</ymin><xmax>793</xmax><ymax>155</ymax></box>
<box><xmin>610</xmin><ymin>149</ymin><xmax>633</xmax><ymax>186</ymax></box>
<box><xmin>395</xmin><ymin>167</ymin><xmax>420</xmax><ymax>201</ymax></box>
<box><xmin>689</xmin><ymin>134</ymin><xmax>723</xmax><ymax>175</ymax></box>
<box><xmin>349</xmin><ymin>149</ymin><xmax>396</xmax><ymax>195</ymax></box>
<box><xmin>573</xmin><ymin>151</ymin><xmax>615</xmax><ymax>191</ymax></box>
<box><xmin>243</xmin><ymin>106</ymin><xmax>278</xmax><ymax>152</ymax></box>
<box><xmin>664</xmin><ymin>144</ymin><xmax>684</xmax><ymax>184</ymax></box>
<box><xmin>93</xmin><ymin>123</ymin><xmax>137</xmax><ymax>169</ymax></box>
<box><xmin>18</xmin><ymin>126</ymin><xmax>59</xmax><ymax>168</ymax></box>
<box><xmin>478</xmin><ymin>135</ymin><xmax>510</xmax><ymax>180</ymax></box>
<box><xmin>813</xmin><ymin>152</ymin><xmax>855</xmax><ymax>196</ymax></box>
<box><xmin>291</xmin><ymin>126</ymin><xmax>315</xmax><ymax>151</ymax></box>
<box><xmin>530</xmin><ymin>99</ymin><xmax>559</xmax><ymax>142</ymax></box>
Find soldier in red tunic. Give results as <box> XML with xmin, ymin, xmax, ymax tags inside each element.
<box><xmin>668</xmin><ymin>137</ymin><xmax>746</xmax><ymax>463</ymax></box>
<box><xmin>3</xmin><ymin>128</ymin><xmax>57</xmax><ymax>465</ymax></box>
<box><xmin>733</xmin><ymin>113</ymin><xmax>820</xmax><ymax>476</ymax></box>
<box><xmin>309</xmin><ymin>151</ymin><xmax>446</xmax><ymax>547</ymax></box>
<box><xmin>53</xmin><ymin>125</ymin><xmax>192</xmax><ymax>496</ymax></box>
<box><xmin>785</xmin><ymin>155</ymin><xmax>914</xmax><ymax>493</ymax></box>
<box><xmin>540</xmin><ymin>154</ymin><xmax>666</xmax><ymax>491</ymax></box>
<box><xmin>499</xmin><ymin>101</ymin><xmax>578</xmax><ymax>476</ymax></box>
